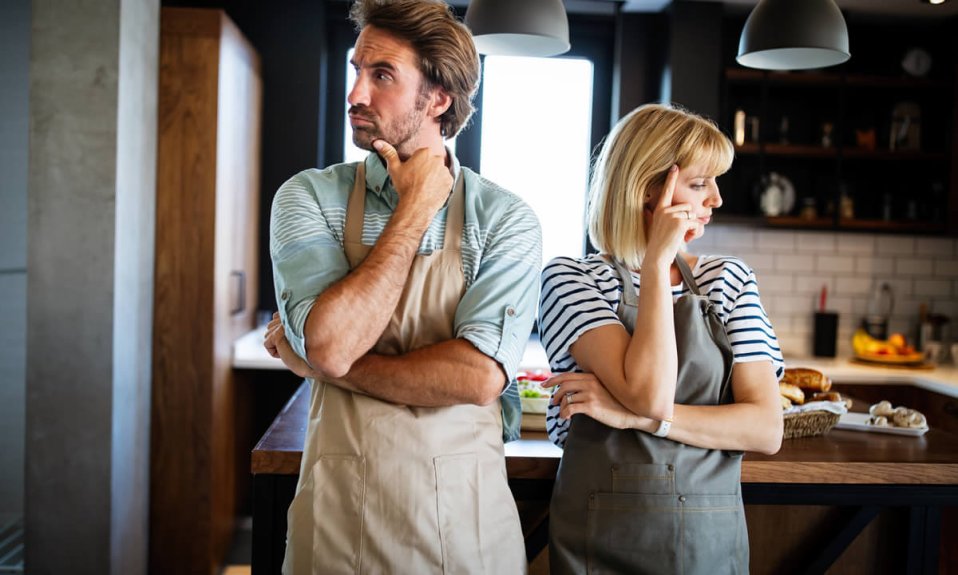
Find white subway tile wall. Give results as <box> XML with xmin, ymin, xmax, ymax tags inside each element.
<box><xmin>700</xmin><ymin>226</ymin><xmax>958</xmax><ymax>358</ymax></box>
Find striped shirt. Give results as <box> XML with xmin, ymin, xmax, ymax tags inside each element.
<box><xmin>539</xmin><ymin>253</ymin><xmax>784</xmax><ymax>447</ymax></box>
<box><xmin>270</xmin><ymin>151</ymin><xmax>542</xmax><ymax>442</ymax></box>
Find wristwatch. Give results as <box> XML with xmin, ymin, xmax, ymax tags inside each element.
<box><xmin>652</xmin><ymin>417</ymin><xmax>673</xmax><ymax>438</ymax></box>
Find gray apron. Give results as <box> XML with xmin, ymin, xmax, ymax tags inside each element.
<box><xmin>282</xmin><ymin>163</ymin><xmax>526</xmax><ymax>574</ymax></box>
<box><xmin>549</xmin><ymin>255</ymin><xmax>748</xmax><ymax>575</ymax></box>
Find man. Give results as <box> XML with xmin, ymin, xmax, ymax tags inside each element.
<box><xmin>264</xmin><ymin>0</ymin><xmax>541</xmax><ymax>572</ymax></box>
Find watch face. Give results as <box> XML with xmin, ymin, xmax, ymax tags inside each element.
<box><xmin>902</xmin><ymin>48</ymin><xmax>932</xmax><ymax>77</ymax></box>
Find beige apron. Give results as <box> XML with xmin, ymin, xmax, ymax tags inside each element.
<box><xmin>282</xmin><ymin>162</ymin><xmax>527</xmax><ymax>575</ymax></box>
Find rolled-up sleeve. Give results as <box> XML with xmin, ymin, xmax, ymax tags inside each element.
<box><xmin>456</xmin><ymin>193</ymin><xmax>542</xmax><ymax>384</ymax></box>
<box><xmin>270</xmin><ymin>172</ymin><xmax>351</xmax><ymax>360</ymax></box>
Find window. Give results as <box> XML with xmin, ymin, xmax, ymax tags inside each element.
<box><xmin>478</xmin><ymin>55</ymin><xmax>594</xmax><ymax>265</ymax></box>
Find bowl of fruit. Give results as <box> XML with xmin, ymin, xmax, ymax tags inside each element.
<box><xmin>852</xmin><ymin>329</ymin><xmax>924</xmax><ymax>365</ymax></box>
<box><xmin>517</xmin><ymin>370</ymin><xmax>552</xmax><ymax>414</ymax></box>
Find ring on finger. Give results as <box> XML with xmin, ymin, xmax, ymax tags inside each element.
<box><xmin>686</xmin><ymin>210</ymin><xmax>693</xmax><ymax>220</ymax></box>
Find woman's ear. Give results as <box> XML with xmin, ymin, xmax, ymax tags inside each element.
<box><xmin>643</xmin><ymin>185</ymin><xmax>659</xmax><ymax>211</ymax></box>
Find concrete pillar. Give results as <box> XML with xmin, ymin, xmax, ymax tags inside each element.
<box><xmin>25</xmin><ymin>0</ymin><xmax>157</xmax><ymax>573</ymax></box>
<box><xmin>0</xmin><ymin>0</ymin><xmax>30</xmax><ymax>529</ymax></box>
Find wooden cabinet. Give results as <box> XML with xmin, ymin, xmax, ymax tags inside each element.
<box><xmin>152</xmin><ymin>8</ymin><xmax>261</xmax><ymax>574</ymax></box>
<box><xmin>719</xmin><ymin>18</ymin><xmax>957</xmax><ymax>235</ymax></box>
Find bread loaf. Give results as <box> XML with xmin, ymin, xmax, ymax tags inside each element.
<box><xmin>782</xmin><ymin>368</ymin><xmax>831</xmax><ymax>392</ymax></box>
<box><xmin>779</xmin><ymin>382</ymin><xmax>805</xmax><ymax>405</ymax></box>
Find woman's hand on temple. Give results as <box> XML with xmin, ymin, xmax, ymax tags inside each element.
<box><xmin>644</xmin><ymin>165</ymin><xmax>699</xmax><ymax>269</ymax></box>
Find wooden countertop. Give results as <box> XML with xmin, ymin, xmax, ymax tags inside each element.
<box><xmin>253</xmin><ymin>382</ymin><xmax>958</xmax><ymax>485</ymax></box>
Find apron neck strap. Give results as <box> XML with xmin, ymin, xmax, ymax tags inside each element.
<box><xmin>674</xmin><ymin>255</ymin><xmax>700</xmax><ymax>296</ymax></box>
<box><xmin>442</xmin><ymin>171</ymin><xmax>465</xmax><ymax>252</ymax></box>
<box><xmin>611</xmin><ymin>257</ymin><xmax>637</xmax><ymax>309</ymax></box>
<box><xmin>611</xmin><ymin>254</ymin><xmax>701</xmax><ymax>304</ymax></box>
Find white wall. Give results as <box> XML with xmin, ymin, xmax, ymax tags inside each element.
<box><xmin>0</xmin><ymin>0</ymin><xmax>30</xmax><ymax>521</ymax></box>
<box><xmin>695</xmin><ymin>225</ymin><xmax>958</xmax><ymax>359</ymax></box>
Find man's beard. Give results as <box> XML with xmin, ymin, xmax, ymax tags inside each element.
<box><xmin>350</xmin><ymin>90</ymin><xmax>431</xmax><ymax>153</ymax></box>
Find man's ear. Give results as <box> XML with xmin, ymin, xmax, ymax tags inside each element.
<box><xmin>428</xmin><ymin>87</ymin><xmax>452</xmax><ymax>120</ymax></box>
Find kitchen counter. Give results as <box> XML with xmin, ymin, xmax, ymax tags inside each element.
<box><xmin>250</xmin><ymin>380</ymin><xmax>958</xmax><ymax>574</ymax></box>
<box><xmin>254</xmin><ymin>381</ymin><xmax>958</xmax><ymax>482</ymax></box>
<box><xmin>782</xmin><ymin>356</ymin><xmax>958</xmax><ymax>398</ymax></box>
<box><xmin>239</xmin><ymin>330</ymin><xmax>958</xmax><ymax>573</ymax></box>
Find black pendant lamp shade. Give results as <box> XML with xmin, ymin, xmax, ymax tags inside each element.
<box><xmin>465</xmin><ymin>0</ymin><xmax>570</xmax><ymax>57</ymax></box>
<box><xmin>737</xmin><ymin>0</ymin><xmax>850</xmax><ymax>70</ymax></box>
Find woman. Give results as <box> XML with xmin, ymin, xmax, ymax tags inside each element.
<box><xmin>539</xmin><ymin>103</ymin><xmax>784</xmax><ymax>574</ymax></box>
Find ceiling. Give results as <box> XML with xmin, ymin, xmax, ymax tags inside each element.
<box><xmin>449</xmin><ymin>0</ymin><xmax>958</xmax><ymax>18</ymax></box>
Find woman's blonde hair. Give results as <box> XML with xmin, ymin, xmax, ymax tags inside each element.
<box><xmin>350</xmin><ymin>0</ymin><xmax>480</xmax><ymax>138</ymax></box>
<box><xmin>587</xmin><ymin>103</ymin><xmax>734</xmax><ymax>269</ymax></box>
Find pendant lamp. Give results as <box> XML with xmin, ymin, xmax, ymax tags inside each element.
<box><xmin>737</xmin><ymin>0</ymin><xmax>850</xmax><ymax>70</ymax></box>
<box><xmin>464</xmin><ymin>0</ymin><xmax>570</xmax><ymax>57</ymax></box>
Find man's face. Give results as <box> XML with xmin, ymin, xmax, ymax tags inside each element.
<box><xmin>347</xmin><ymin>25</ymin><xmax>437</xmax><ymax>155</ymax></box>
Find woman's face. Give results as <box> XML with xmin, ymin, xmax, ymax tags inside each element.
<box><xmin>644</xmin><ymin>160</ymin><xmax>724</xmax><ymax>243</ymax></box>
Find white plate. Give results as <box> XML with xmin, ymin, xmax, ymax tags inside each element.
<box><xmin>834</xmin><ymin>412</ymin><xmax>928</xmax><ymax>436</ymax></box>
<box><xmin>520</xmin><ymin>396</ymin><xmax>550</xmax><ymax>414</ymax></box>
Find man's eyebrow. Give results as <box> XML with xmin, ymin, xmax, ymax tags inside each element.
<box><xmin>350</xmin><ymin>58</ymin><xmax>398</xmax><ymax>72</ymax></box>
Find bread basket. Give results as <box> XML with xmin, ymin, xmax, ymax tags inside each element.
<box><xmin>783</xmin><ymin>410</ymin><xmax>841</xmax><ymax>439</ymax></box>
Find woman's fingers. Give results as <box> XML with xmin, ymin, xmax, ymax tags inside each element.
<box><xmin>658</xmin><ymin>164</ymin><xmax>679</xmax><ymax>210</ymax></box>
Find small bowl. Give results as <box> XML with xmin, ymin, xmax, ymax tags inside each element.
<box><xmin>520</xmin><ymin>396</ymin><xmax>550</xmax><ymax>414</ymax></box>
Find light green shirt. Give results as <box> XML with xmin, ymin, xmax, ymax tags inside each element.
<box><xmin>270</xmin><ymin>152</ymin><xmax>542</xmax><ymax>442</ymax></box>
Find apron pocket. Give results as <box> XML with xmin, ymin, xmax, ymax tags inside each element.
<box><xmin>434</xmin><ymin>453</ymin><xmax>484</xmax><ymax>574</ymax></box>
<box><xmin>611</xmin><ymin>462</ymin><xmax>674</xmax><ymax>494</ymax></box>
<box><xmin>587</xmin><ymin>491</ymin><xmax>679</xmax><ymax>575</ymax></box>
<box><xmin>311</xmin><ymin>455</ymin><xmax>366</xmax><ymax>574</ymax></box>
<box><xmin>680</xmin><ymin>494</ymin><xmax>749</xmax><ymax>575</ymax></box>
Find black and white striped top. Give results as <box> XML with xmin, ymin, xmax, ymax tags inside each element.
<box><xmin>539</xmin><ymin>253</ymin><xmax>785</xmax><ymax>448</ymax></box>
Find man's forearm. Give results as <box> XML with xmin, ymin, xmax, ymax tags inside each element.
<box><xmin>328</xmin><ymin>338</ymin><xmax>506</xmax><ymax>407</ymax></box>
<box><xmin>304</xmin><ymin>207</ymin><xmax>434</xmax><ymax>377</ymax></box>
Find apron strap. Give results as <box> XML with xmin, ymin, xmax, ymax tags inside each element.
<box><xmin>611</xmin><ymin>258</ymin><xmax>638</xmax><ymax>326</ymax></box>
<box><xmin>443</xmin><ymin>172</ymin><xmax>465</xmax><ymax>253</ymax></box>
<box><xmin>674</xmin><ymin>255</ymin><xmax>700</xmax><ymax>296</ymax></box>
<box><xmin>611</xmin><ymin>255</ymin><xmax>702</xmax><ymax>325</ymax></box>
<box><xmin>611</xmin><ymin>255</ymin><xmax>699</xmax><ymax>304</ymax></box>
<box><xmin>344</xmin><ymin>162</ymin><xmax>367</xmax><ymax>268</ymax></box>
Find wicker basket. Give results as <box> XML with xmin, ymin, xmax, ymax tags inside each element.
<box><xmin>783</xmin><ymin>410</ymin><xmax>841</xmax><ymax>439</ymax></box>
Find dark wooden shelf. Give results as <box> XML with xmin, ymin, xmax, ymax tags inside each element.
<box><xmin>725</xmin><ymin>67</ymin><xmax>947</xmax><ymax>89</ymax></box>
<box><xmin>737</xmin><ymin>143</ymin><xmax>836</xmax><ymax>157</ymax></box>
<box><xmin>726</xmin><ymin>68</ymin><xmax>841</xmax><ymax>86</ymax></box>
<box><xmin>765</xmin><ymin>216</ymin><xmax>835</xmax><ymax>229</ymax></box>
<box><xmin>838</xmin><ymin>218</ymin><xmax>946</xmax><ymax>233</ymax></box>
<box><xmin>842</xmin><ymin>149</ymin><xmax>947</xmax><ymax>161</ymax></box>
<box><xmin>736</xmin><ymin>144</ymin><xmax>946</xmax><ymax>161</ymax></box>
<box><xmin>723</xmin><ymin>50</ymin><xmax>955</xmax><ymax>236</ymax></box>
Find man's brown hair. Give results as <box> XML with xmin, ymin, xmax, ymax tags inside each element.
<box><xmin>350</xmin><ymin>0</ymin><xmax>480</xmax><ymax>138</ymax></box>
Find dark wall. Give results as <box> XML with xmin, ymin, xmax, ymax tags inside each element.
<box><xmin>247</xmin><ymin>0</ymin><xmax>329</xmax><ymax>314</ymax></box>
<box><xmin>614</xmin><ymin>11</ymin><xmax>669</xmax><ymax>119</ymax></box>
<box><xmin>668</xmin><ymin>0</ymin><xmax>724</xmax><ymax>121</ymax></box>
